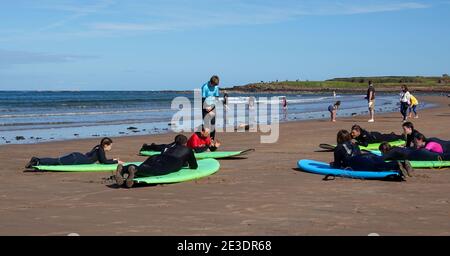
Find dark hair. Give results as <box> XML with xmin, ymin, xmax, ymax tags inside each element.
<box><xmin>351</xmin><ymin>124</ymin><xmax>362</xmax><ymax>133</ymax></box>
<box><xmin>379</xmin><ymin>142</ymin><xmax>392</xmax><ymax>153</ymax></box>
<box><xmin>402</xmin><ymin>121</ymin><xmax>414</xmax><ymax>130</ymax></box>
<box><xmin>337</xmin><ymin>130</ymin><xmax>352</xmax><ymax>144</ymax></box>
<box><xmin>368</xmin><ymin>81</ymin><xmax>373</xmax><ymax>85</ymax></box>
<box><xmin>414</xmin><ymin>132</ymin><xmax>426</xmax><ymax>142</ymax></box>
<box><xmin>335</xmin><ymin>101</ymin><xmax>341</xmax><ymax>106</ymax></box>
<box><xmin>100</xmin><ymin>137</ymin><xmax>113</xmax><ymax>147</ymax></box>
<box><xmin>210</xmin><ymin>75</ymin><xmax>220</xmax><ymax>86</ymax></box>
<box><xmin>402</xmin><ymin>84</ymin><xmax>409</xmax><ymax>92</ymax></box>
<box><xmin>174</xmin><ymin>134</ymin><xmax>188</xmax><ymax>145</ymax></box>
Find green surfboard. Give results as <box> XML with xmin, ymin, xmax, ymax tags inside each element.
<box><xmin>139</xmin><ymin>149</ymin><xmax>254</xmax><ymax>159</ymax></box>
<box><xmin>367</xmin><ymin>151</ymin><xmax>450</xmax><ymax>169</ymax></box>
<box><xmin>133</xmin><ymin>158</ymin><xmax>220</xmax><ymax>184</ymax></box>
<box><xmin>409</xmin><ymin>161</ymin><xmax>450</xmax><ymax>169</ymax></box>
<box><xmin>33</xmin><ymin>162</ymin><xmax>143</xmax><ymax>172</ymax></box>
<box><xmin>319</xmin><ymin>140</ymin><xmax>405</xmax><ymax>151</ymax></box>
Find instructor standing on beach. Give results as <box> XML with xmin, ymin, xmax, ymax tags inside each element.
<box><xmin>202</xmin><ymin>75</ymin><xmax>220</xmax><ymax>140</ymax></box>
<box><xmin>366</xmin><ymin>81</ymin><xmax>375</xmax><ymax>122</ymax></box>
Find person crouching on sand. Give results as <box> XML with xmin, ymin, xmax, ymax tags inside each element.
<box><xmin>187</xmin><ymin>125</ymin><xmax>221</xmax><ymax>153</ymax></box>
<box><xmin>328</xmin><ymin>101</ymin><xmax>340</xmax><ymax>122</ymax></box>
<box><xmin>25</xmin><ymin>137</ymin><xmax>124</xmax><ymax>168</ymax></box>
<box><xmin>331</xmin><ymin>130</ymin><xmax>413</xmax><ymax>180</ymax></box>
<box><xmin>115</xmin><ymin>135</ymin><xmax>197</xmax><ymax>188</ymax></box>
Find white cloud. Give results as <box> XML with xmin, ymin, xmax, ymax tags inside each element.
<box><xmin>0</xmin><ymin>49</ymin><xmax>97</xmax><ymax>68</ymax></box>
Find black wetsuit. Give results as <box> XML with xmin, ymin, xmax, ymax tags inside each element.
<box><xmin>354</xmin><ymin>129</ymin><xmax>403</xmax><ymax>147</ymax></box>
<box><xmin>332</xmin><ymin>141</ymin><xmax>399</xmax><ymax>172</ymax></box>
<box><xmin>405</xmin><ymin>129</ymin><xmax>421</xmax><ymax>148</ymax></box>
<box><xmin>38</xmin><ymin>145</ymin><xmax>117</xmax><ymax>165</ymax></box>
<box><xmin>382</xmin><ymin>146</ymin><xmax>445</xmax><ymax>161</ymax></box>
<box><xmin>381</xmin><ymin>147</ymin><xmax>413</xmax><ymax>161</ymax></box>
<box><xmin>140</xmin><ymin>143</ymin><xmax>172</xmax><ymax>152</ymax></box>
<box><xmin>129</xmin><ymin>144</ymin><xmax>197</xmax><ymax>177</ymax></box>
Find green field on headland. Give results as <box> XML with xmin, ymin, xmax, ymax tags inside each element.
<box><xmin>226</xmin><ymin>75</ymin><xmax>450</xmax><ymax>93</ymax></box>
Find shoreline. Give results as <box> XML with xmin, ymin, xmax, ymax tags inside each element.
<box><xmin>0</xmin><ymin>95</ymin><xmax>449</xmax><ymax>235</ymax></box>
<box><xmin>1</xmin><ymin>93</ymin><xmax>436</xmax><ymax>146</ymax></box>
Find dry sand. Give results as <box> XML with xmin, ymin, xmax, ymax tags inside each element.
<box><xmin>1</xmin><ymin>96</ymin><xmax>449</xmax><ymax>236</ymax></box>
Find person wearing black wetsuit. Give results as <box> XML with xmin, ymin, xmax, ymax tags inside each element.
<box><xmin>25</xmin><ymin>138</ymin><xmax>121</xmax><ymax>168</ymax></box>
<box><xmin>350</xmin><ymin>125</ymin><xmax>403</xmax><ymax>147</ymax></box>
<box><xmin>116</xmin><ymin>135</ymin><xmax>198</xmax><ymax>188</ymax></box>
<box><xmin>331</xmin><ymin>130</ymin><xmax>413</xmax><ymax>180</ymax></box>
<box><xmin>402</xmin><ymin>122</ymin><xmax>421</xmax><ymax>148</ymax></box>
<box><xmin>379</xmin><ymin>141</ymin><xmax>446</xmax><ymax>161</ymax></box>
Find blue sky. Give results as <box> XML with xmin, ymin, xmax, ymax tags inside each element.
<box><xmin>0</xmin><ymin>0</ymin><xmax>449</xmax><ymax>90</ymax></box>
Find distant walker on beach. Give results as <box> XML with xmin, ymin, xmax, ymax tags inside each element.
<box><xmin>366</xmin><ymin>81</ymin><xmax>375</xmax><ymax>123</ymax></box>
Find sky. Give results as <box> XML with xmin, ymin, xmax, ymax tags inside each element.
<box><xmin>0</xmin><ymin>0</ymin><xmax>449</xmax><ymax>91</ymax></box>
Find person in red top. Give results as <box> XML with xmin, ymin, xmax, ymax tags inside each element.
<box><xmin>187</xmin><ymin>126</ymin><xmax>221</xmax><ymax>153</ymax></box>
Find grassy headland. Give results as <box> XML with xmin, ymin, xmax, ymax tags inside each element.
<box><xmin>225</xmin><ymin>76</ymin><xmax>450</xmax><ymax>93</ymax></box>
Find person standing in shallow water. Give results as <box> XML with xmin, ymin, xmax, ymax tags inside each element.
<box><xmin>366</xmin><ymin>81</ymin><xmax>375</xmax><ymax>122</ymax></box>
<box><xmin>201</xmin><ymin>75</ymin><xmax>220</xmax><ymax>141</ymax></box>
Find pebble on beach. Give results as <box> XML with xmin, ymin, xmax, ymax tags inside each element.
<box><xmin>127</xmin><ymin>127</ymin><xmax>138</xmax><ymax>130</ymax></box>
<box><xmin>119</xmin><ymin>132</ymin><xmax>125</xmax><ymax>134</ymax></box>
<box><xmin>15</xmin><ymin>136</ymin><xmax>25</xmax><ymax>141</ymax></box>
<box><xmin>74</xmin><ymin>134</ymin><xmax>79</xmax><ymax>136</ymax></box>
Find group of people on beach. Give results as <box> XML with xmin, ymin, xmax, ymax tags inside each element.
<box><xmin>25</xmin><ymin>76</ymin><xmax>224</xmax><ymax>188</ymax></box>
<box><xmin>23</xmin><ymin>75</ymin><xmax>448</xmax><ymax>185</ymax></box>
<box><xmin>329</xmin><ymin>81</ymin><xmax>420</xmax><ymax>123</ymax></box>
<box><xmin>331</xmin><ymin>121</ymin><xmax>450</xmax><ymax>180</ymax></box>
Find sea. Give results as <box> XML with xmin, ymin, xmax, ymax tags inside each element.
<box><xmin>0</xmin><ymin>91</ymin><xmax>431</xmax><ymax>145</ymax></box>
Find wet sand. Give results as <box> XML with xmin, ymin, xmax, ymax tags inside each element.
<box><xmin>1</xmin><ymin>96</ymin><xmax>449</xmax><ymax>236</ymax></box>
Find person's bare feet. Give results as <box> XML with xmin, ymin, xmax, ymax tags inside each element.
<box><xmin>115</xmin><ymin>164</ymin><xmax>125</xmax><ymax>186</ymax></box>
<box><xmin>125</xmin><ymin>165</ymin><xmax>137</xmax><ymax>188</ymax></box>
<box><xmin>403</xmin><ymin>160</ymin><xmax>414</xmax><ymax>177</ymax></box>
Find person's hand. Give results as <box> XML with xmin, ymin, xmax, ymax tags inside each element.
<box><xmin>206</xmin><ymin>106</ymin><xmax>213</xmax><ymax>112</ymax></box>
<box><xmin>115</xmin><ymin>159</ymin><xmax>124</xmax><ymax>165</ymax></box>
<box><xmin>213</xmin><ymin>140</ymin><xmax>221</xmax><ymax>148</ymax></box>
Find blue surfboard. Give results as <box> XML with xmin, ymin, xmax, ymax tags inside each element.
<box><xmin>297</xmin><ymin>159</ymin><xmax>400</xmax><ymax>180</ymax></box>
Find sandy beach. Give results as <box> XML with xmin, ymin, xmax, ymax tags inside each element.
<box><xmin>1</xmin><ymin>95</ymin><xmax>449</xmax><ymax>236</ymax></box>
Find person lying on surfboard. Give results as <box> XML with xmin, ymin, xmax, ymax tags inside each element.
<box><xmin>379</xmin><ymin>142</ymin><xmax>444</xmax><ymax>161</ymax></box>
<box><xmin>331</xmin><ymin>130</ymin><xmax>413</xmax><ymax>180</ymax></box>
<box><xmin>350</xmin><ymin>124</ymin><xmax>403</xmax><ymax>147</ymax></box>
<box><xmin>187</xmin><ymin>125</ymin><xmax>221</xmax><ymax>153</ymax></box>
<box><xmin>426</xmin><ymin>137</ymin><xmax>450</xmax><ymax>154</ymax></box>
<box><xmin>402</xmin><ymin>122</ymin><xmax>421</xmax><ymax>148</ymax></box>
<box><xmin>25</xmin><ymin>137</ymin><xmax>124</xmax><ymax>168</ymax></box>
<box><xmin>414</xmin><ymin>133</ymin><xmax>444</xmax><ymax>154</ymax></box>
<box><xmin>115</xmin><ymin>134</ymin><xmax>198</xmax><ymax>188</ymax></box>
